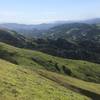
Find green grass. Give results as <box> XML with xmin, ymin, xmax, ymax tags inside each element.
<box><xmin>37</xmin><ymin>70</ymin><xmax>100</xmax><ymax>97</ymax></box>
<box><xmin>0</xmin><ymin>42</ymin><xmax>100</xmax><ymax>83</ymax></box>
<box><xmin>0</xmin><ymin>59</ymin><xmax>91</xmax><ymax>100</ymax></box>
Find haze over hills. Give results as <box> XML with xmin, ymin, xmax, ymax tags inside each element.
<box><xmin>0</xmin><ymin>18</ymin><xmax>100</xmax><ymax>29</ymax></box>
<box><xmin>0</xmin><ymin>18</ymin><xmax>100</xmax><ymax>38</ymax></box>
<box><xmin>81</xmin><ymin>18</ymin><xmax>100</xmax><ymax>24</ymax></box>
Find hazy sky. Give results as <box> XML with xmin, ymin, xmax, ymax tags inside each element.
<box><xmin>0</xmin><ymin>0</ymin><xmax>100</xmax><ymax>24</ymax></box>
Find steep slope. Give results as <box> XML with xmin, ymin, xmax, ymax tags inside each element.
<box><xmin>0</xmin><ymin>42</ymin><xmax>100</xmax><ymax>83</ymax></box>
<box><xmin>0</xmin><ymin>59</ymin><xmax>91</xmax><ymax>100</ymax></box>
<box><xmin>0</xmin><ymin>29</ymin><xmax>27</xmax><ymax>47</ymax></box>
<box><xmin>38</xmin><ymin>70</ymin><xmax>100</xmax><ymax>100</ymax></box>
<box><xmin>0</xmin><ymin>29</ymin><xmax>37</xmax><ymax>49</ymax></box>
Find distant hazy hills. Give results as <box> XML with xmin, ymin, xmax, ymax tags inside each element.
<box><xmin>0</xmin><ymin>22</ymin><xmax>62</xmax><ymax>38</ymax></box>
<box><xmin>80</xmin><ymin>18</ymin><xmax>100</xmax><ymax>24</ymax></box>
<box><xmin>44</xmin><ymin>23</ymin><xmax>100</xmax><ymax>42</ymax></box>
<box><xmin>0</xmin><ymin>18</ymin><xmax>100</xmax><ymax>38</ymax></box>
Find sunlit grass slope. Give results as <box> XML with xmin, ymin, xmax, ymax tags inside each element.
<box><xmin>37</xmin><ymin>70</ymin><xmax>100</xmax><ymax>99</ymax></box>
<box><xmin>0</xmin><ymin>59</ymin><xmax>91</xmax><ymax>100</ymax></box>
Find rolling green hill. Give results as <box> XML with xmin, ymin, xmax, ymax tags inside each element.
<box><xmin>0</xmin><ymin>42</ymin><xmax>100</xmax><ymax>83</ymax></box>
<box><xmin>0</xmin><ymin>59</ymin><xmax>92</xmax><ymax>100</ymax></box>
<box><xmin>0</xmin><ymin>58</ymin><xmax>100</xmax><ymax>100</ymax></box>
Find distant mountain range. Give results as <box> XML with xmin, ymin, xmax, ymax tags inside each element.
<box><xmin>0</xmin><ymin>18</ymin><xmax>100</xmax><ymax>38</ymax></box>
<box><xmin>0</xmin><ymin>18</ymin><xmax>100</xmax><ymax>30</ymax></box>
<box><xmin>44</xmin><ymin>23</ymin><xmax>100</xmax><ymax>42</ymax></box>
<box><xmin>80</xmin><ymin>18</ymin><xmax>100</xmax><ymax>24</ymax></box>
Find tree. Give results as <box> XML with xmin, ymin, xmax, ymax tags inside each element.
<box><xmin>55</xmin><ymin>63</ymin><xmax>60</xmax><ymax>72</ymax></box>
<box><xmin>62</xmin><ymin>65</ymin><xmax>71</xmax><ymax>75</ymax></box>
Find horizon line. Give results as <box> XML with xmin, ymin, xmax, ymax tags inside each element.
<box><xmin>0</xmin><ymin>17</ymin><xmax>100</xmax><ymax>25</ymax></box>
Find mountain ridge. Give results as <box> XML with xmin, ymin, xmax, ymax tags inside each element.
<box><xmin>0</xmin><ymin>18</ymin><xmax>100</xmax><ymax>38</ymax></box>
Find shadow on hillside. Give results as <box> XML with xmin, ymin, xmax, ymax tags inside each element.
<box><xmin>38</xmin><ymin>71</ymin><xmax>100</xmax><ymax>100</ymax></box>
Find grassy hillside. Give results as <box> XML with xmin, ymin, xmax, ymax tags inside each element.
<box><xmin>0</xmin><ymin>59</ymin><xmax>91</xmax><ymax>100</ymax></box>
<box><xmin>0</xmin><ymin>42</ymin><xmax>100</xmax><ymax>83</ymax></box>
<box><xmin>37</xmin><ymin>71</ymin><xmax>100</xmax><ymax>100</ymax></box>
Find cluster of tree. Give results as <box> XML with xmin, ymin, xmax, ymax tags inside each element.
<box><xmin>32</xmin><ymin>38</ymin><xmax>100</xmax><ymax>64</ymax></box>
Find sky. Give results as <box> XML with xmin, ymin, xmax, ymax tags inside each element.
<box><xmin>0</xmin><ymin>0</ymin><xmax>100</xmax><ymax>24</ymax></box>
